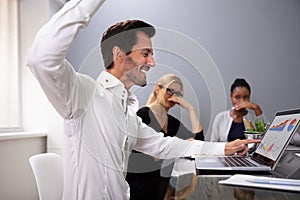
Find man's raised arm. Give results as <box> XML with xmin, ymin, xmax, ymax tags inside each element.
<box><xmin>26</xmin><ymin>0</ymin><xmax>105</xmax><ymax>118</ymax></box>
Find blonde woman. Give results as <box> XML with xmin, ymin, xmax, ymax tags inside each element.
<box><xmin>141</xmin><ymin>73</ymin><xmax>204</xmax><ymax>140</ymax></box>
<box><xmin>126</xmin><ymin>74</ymin><xmax>204</xmax><ymax>200</ymax></box>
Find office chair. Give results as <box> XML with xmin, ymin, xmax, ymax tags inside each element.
<box><xmin>29</xmin><ymin>153</ymin><xmax>63</xmax><ymax>200</ymax></box>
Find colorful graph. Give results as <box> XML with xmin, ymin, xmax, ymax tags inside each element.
<box><xmin>260</xmin><ymin>142</ymin><xmax>274</xmax><ymax>152</ymax></box>
<box><xmin>269</xmin><ymin>119</ymin><xmax>289</xmax><ymax>131</ymax></box>
<box><xmin>258</xmin><ymin>141</ymin><xmax>276</xmax><ymax>159</ymax></box>
<box><xmin>287</xmin><ymin>119</ymin><xmax>297</xmax><ymax>131</ymax></box>
<box><xmin>266</xmin><ymin>143</ymin><xmax>274</xmax><ymax>153</ymax></box>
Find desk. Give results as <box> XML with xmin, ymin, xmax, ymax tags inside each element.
<box><xmin>164</xmin><ymin>173</ymin><xmax>300</xmax><ymax>200</ymax></box>
<box><xmin>164</xmin><ymin>153</ymin><xmax>300</xmax><ymax>200</ymax></box>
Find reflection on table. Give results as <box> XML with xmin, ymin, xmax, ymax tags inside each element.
<box><xmin>163</xmin><ymin>157</ymin><xmax>300</xmax><ymax>200</ymax></box>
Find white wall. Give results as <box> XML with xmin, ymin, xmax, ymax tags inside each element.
<box><xmin>0</xmin><ymin>135</ymin><xmax>46</xmax><ymax>200</ymax></box>
<box><xmin>21</xmin><ymin>0</ymin><xmax>64</xmax><ymax>154</ymax></box>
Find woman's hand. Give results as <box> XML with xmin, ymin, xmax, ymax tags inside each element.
<box><xmin>168</xmin><ymin>95</ymin><xmax>202</xmax><ymax>133</ymax></box>
<box><xmin>233</xmin><ymin>101</ymin><xmax>262</xmax><ymax>116</ymax></box>
<box><xmin>168</xmin><ymin>95</ymin><xmax>193</xmax><ymax>111</ymax></box>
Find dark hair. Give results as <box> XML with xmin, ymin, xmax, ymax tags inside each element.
<box><xmin>230</xmin><ymin>78</ymin><xmax>251</xmax><ymax>94</ymax></box>
<box><xmin>100</xmin><ymin>20</ymin><xmax>156</xmax><ymax>69</ymax></box>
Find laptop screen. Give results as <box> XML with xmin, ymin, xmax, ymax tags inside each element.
<box><xmin>252</xmin><ymin>108</ymin><xmax>300</xmax><ymax>168</ymax></box>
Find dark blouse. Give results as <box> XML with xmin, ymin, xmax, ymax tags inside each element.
<box><xmin>227</xmin><ymin>121</ymin><xmax>246</xmax><ymax>142</ymax></box>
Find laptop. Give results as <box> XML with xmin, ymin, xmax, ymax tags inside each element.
<box><xmin>196</xmin><ymin>108</ymin><xmax>300</xmax><ymax>172</ymax></box>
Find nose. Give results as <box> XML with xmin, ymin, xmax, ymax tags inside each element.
<box><xmin>147</xmin><ymin>54</ymin><xmax>156</xmax><ymax>67</ymax></box>
<box><xmin>238</xmin><ymin>99</ymin><xmax>245</xmax><ymax>104</ymax></box>
<box><xmin>241</xmin><ymin>97</ymin><xmax>249</xmax><ymax>102</ymax></box>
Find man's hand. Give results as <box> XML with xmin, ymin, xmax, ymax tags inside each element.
<box><xmin>225</xmin><ymin>139</ymin><xmax>261</xmax><ymax>156</ymax></box>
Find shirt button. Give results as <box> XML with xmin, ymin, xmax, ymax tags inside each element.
<box><xmin>105</xmin><ymin>79</ymin><xmax>108</xmax><ymax>82</ymax></box>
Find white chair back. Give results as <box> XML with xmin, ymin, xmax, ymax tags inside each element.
<box><xmin>29</xmin><ymin>153</ymin><xmax>63</xmax><ymax>200</ymax></box>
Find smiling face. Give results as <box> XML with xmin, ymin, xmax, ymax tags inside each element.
<box><xmin>116</xmin><ymin>31</ymin><xmax>155</xmax><ymax>89</ymax></box>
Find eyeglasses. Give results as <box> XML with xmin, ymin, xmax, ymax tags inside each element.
<box><xmin>159</xmin><ymin>85</ymin><xmax>183</xmax><ymax>98</ymax></box>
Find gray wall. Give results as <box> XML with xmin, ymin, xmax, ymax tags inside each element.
<box><xmin>66</xmin><ymin>0</ymin><xmax>300</xmax><ymax>138</ymax></box>
<box><xmin>0</xmin><ymin>135</ymin><xmax>46</xmax><ymax>200</ymax></box>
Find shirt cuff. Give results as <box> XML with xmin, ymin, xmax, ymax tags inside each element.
<box><xmin>184</xmin><ymin>140</ymin><xmax>226</xmax><ymax>157</ymax></box>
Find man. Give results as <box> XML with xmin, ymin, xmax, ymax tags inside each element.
<box><xmin>26</xmin><ymin>0</ymin><xmax>259</xmax><ymax>199</ymax></box>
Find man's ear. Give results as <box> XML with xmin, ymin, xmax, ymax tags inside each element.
<box><xmin>112</xmin><ymin>46</ymin><xmax>124</xmax><ymax>63</ymax></box>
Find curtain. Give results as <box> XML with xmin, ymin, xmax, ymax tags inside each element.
<box><xmin>0</xmin><ymin>0</ymin><xmax>20</xmax><ymax>129</ymax></box>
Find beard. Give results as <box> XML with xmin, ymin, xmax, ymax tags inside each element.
<box><xmin>122</xmin><ymin>56</ymin><xmax>147</xmax><ymax>87</ymax></box>
<box><xmin>124</xmin><ymin>68</ymin><xmax>147</xmax><ymax>87</ymax></box>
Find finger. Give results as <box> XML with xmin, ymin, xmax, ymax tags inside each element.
<box><xmin>243</xmin><ymin>139</ymin><xmax>261</xmax><ymax>144</ymax></box>
<box><xmin>174</xmin><ymin>96</ymin><xmax>181</xmax><ymax>103</ymax></box>
<box><xmin>168</xmin><ymin>96</ymin><xmax>178</xmax><ymax>103</ymax></box>
<box><xmin>232</xmin><ymin>105</ymin><xmax>239</xmax><ymax>110</ymax></box>
<box><xmin>237</xmin><ymin>146</ymin><xmax>249</xmax><ymax>156</ymax></box>
<box><xmin>235</xmin><ymin>143</ymin><xmax>246</xmax><ymax>152</ymax></box>
<box><xmin>236</xmin><ymin>144</ymin><xmax>250</xmax><ymax>156</ymax></box>
<box><xmin>236</xmin><ymin>102</ymin><xmax>249</xmax><ymax>110</ymax></box>
<box><xmin>170</xmin><ymin>95</ymin><xmax>178</xmax><ymax>101</ymax></box>
<box><xmin>227</xmin><ymin>143</ymin><xmax>245</xmax><ymax>155</ymax></box>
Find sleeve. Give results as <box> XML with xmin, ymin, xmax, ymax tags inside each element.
<box><xmin>134</xmin><ymin>120</ymin><xmax>226</xmax><ymax>159</ymax></box>
<box><xmin>26</xmin><ymin>0</ymin><xmax>105</xmax><ymax>119</ymax></box>
<box><xmin>168</xmin><ymin>115</ymin><xmax>204</xmax><ymax>140</ymax></box>
<box><xmin>208</xmin><ymin>112</ymin><xmax>223</xmax><ymax>142</ymax></box>
<box><xmin>194</xmin><ymin>130</ymin><xmax>204</xmax><ymax>141</ymax></box>
<box><xmin>136</xmin><ymin>107</ymin><xmax>152</xmax><ymax>125</ymax></box>
<box><xmin>137</xmin><ymin>107</ymin><xmax>163</xmax><ymax>133</ymax></box>
<box><xmin>174</xmin><ymin>117</ymin><xmax>197</xmax><ymax>140</ymax></box>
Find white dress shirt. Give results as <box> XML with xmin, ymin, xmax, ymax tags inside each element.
<box><xmin>26</xmin><ymin>0</ymin><xmax>226</xmax><ymax>199</ymax></box>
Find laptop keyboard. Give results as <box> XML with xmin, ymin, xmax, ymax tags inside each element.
<box><xmin>220</xmin><ymin>157</ymin><xmax>257</xmax><ymax>167</ymax></box>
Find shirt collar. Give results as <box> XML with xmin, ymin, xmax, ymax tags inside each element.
<box><xmin>96</xmin><ymin>71</ymin><xmax>140</xmax><ymax>108</ymax></box>
<box><xmin>97</xmin><ymin>71</ymin><xmax>124</xmax><ymax>89</ymax></box>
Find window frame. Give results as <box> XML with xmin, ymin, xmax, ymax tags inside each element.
<box><xmin>0</xmin><ymin>0</ymin><xmax>22</xmax><ymax>132</ymax></box>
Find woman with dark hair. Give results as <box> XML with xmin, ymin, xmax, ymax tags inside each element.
<box><xmin>209</xmin><ymin>78</ymin><xmax>263</xmax><ymax>142</ymax></box>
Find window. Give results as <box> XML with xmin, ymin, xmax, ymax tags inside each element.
<box><xmin>0</xmin><ymin>0</ymin><xmax>21</xmax><ymax>131</ymax></box>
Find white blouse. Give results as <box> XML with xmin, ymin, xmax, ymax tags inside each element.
<box><xmin>209</xmin><ymin>110</ymin><xmax>263</xmax><ymax>142</ymax></box>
